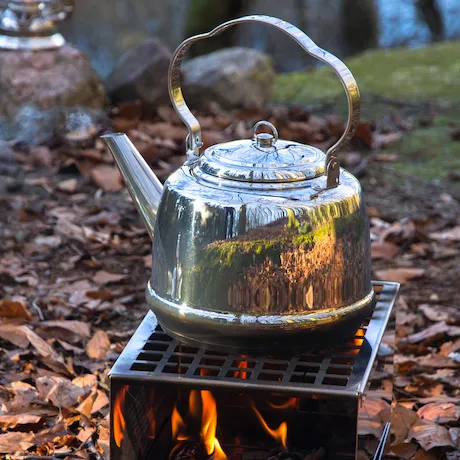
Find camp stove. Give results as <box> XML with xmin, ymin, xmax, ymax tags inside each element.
<box><xmin>109</xmin><ymin>281</ymin><xmax>398</xmax><ymax>460</ymax></box>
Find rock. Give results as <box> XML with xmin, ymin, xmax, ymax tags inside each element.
<box><xmin>105</xmin><ymin>39</ymin><xmax>172</xmax><ymax>108</ymax></box>
<box><xmin>0</xmin><ymin>45</ymin><xmax>105</xmax><ymax>119</ymax></box>
<box><xmin>2</xmin><ymin>106</ymin><xmax>109</xmax><ymax>146</ymax></box>
<box><xmin>182</xmin><ymin>47</ymin><xmax>274</xmax><ymax>111</ymax></box>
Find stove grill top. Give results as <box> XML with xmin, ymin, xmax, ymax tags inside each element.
<box><xmin>111</xmin><ymin>281</ymin><xmax>398</xmax><ymax>399</ymax></box>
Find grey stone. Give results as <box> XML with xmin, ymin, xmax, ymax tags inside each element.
<box><xmin>105</xmin><ymin>38</ymin><xmax>172</xmax><ymax>108</ymax></box>
<box><xmin>0</xmin><ymin>45</ymin><xmax>105</xmax><ymax>119</ymax></box>
<box><xmin>182</xmin><ymin>47</ymin><xmax>274</xmax><ymax>111</ymax></box>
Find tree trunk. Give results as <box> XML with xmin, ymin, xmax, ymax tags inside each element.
<box><xmin>416</xmin><ymin>0</ymin><xmax>445</xmax><ymax>42</ymax></box>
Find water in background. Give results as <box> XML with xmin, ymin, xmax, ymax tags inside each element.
<box><xmin>59</xmin><ymin>0</ymin><xmax>460</xmax><ymax>77</ymax></box>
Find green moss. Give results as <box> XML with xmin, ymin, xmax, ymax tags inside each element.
<box><xmin>272</xmin><ymin>41</ymin><xmax>460</xmax><ymax>105</ymax></box>
<box><xmin>391</xmin><ymin>116</ymin><xmax>460</xmax><ymax>182</ymax></box>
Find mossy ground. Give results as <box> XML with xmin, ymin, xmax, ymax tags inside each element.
<box><xmin>271</xmin><ymin>41</ymin><xmax>460</xmax><ymax>191</ymax></box>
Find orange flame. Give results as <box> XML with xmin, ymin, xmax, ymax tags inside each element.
<box><xmin>268</xmin><ymin>397</ymin><xmax>299</xmax><ymax>410</ymax></box>
<box><xmin>171</xmin><ymin>390</ymin><xmax>227</xmax><ymax>459</ymax></box>
<box><xmin>251</xmin><ymin>402</ymin><xmax>287</xmax><ymax>448</ymax></box>
<box><xmin>113</xmin><ymin>385</ymin><xmax>128</xmax><ymax>448</ymax></box>
<box><xmin>234</xmin><ymin>356</ymin><xmax>248</xmax><ymax>379</ymax></box>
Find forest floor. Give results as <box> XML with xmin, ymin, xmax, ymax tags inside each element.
<box><xmin>1</xmin><ymin>39</ymin><xmax>460</xmax><ymax>458</ymax></box>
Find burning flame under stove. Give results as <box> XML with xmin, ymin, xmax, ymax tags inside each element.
<box><xmin>111</xmin><ymin>361</ymin><xmax>299</xmax><ymax>459</ymax></box>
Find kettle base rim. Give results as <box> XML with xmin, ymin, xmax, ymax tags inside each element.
<box><xmin>146</xmin><ymin>282</ymin><xmax>376</xmax><ymax>353</ymax></box>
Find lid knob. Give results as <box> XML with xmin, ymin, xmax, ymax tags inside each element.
<box><xmin>253</xmin><ymin>120</ymin><xmax>279</xmax><ymax>148</ymax></box>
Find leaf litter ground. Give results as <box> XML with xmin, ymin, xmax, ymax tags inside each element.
<box><xmin>0</xmin><ymin>103</ymin><xmax>459</xmax><ymax>459</ymax></box>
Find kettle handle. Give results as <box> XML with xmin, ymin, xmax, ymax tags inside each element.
<box><xmin>168</xmin><ymin>14</ymin><xmax>360</xmax><ymax>166</ymax></box>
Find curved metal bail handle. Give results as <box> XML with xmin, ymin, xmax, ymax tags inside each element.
<box><xmin>168</xmin><ymin>15</ymin><xmax>361</xmax><ymax>162</ymax></box>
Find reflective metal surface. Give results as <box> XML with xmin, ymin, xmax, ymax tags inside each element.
<box><xmin>103</xmin><ymin>15</ymin><xmax>373</xmax><ymax>351</ymax></box>
<box><xmin>147</xmin><ymin>160</ymin><xmax>373</xmax><ymax>351</ymax></box>
<box><xmin>0</xmin><ymin>0</ymin><xmax>74</xmax><ymax>50</ymax></box>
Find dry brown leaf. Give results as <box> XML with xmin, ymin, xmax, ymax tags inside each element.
<box><xmin>373</xmin><ymin>131</ymin><xmax>403</xmax><ymax>149</ymax></box>
<box><xmin>93</xmin><ymin>270</ymin><xmax>127</xmax><ymax>285</ymax></box>
<box><xmin>417</xmin><ymin>402</ymin><xmax>460</xmax><ymax>424</ymax></box>
<box><xmin>57</xmin><ymin>178</ymin><xmax>78</xmax><ymax>193</ymax></box>
<box><xmin>39</xmin><ymin>320</ymin><xmax>91</xmax><ymax>339</ymax></box>
<box><xmin>419</xmin><ymin>304</ymin><xmax>460</xmax><ymax>324</ymax></box>
<box><xmin>412</xmin><ymin>451</ymin><xmax>439</xmax><ymax>460</ymax></box>
<box><xmin>21</xmin><ymin>326</ymin><xmax>70</xmax><ymax>374</ymax></box>
<box><xmin>0</xmin><ymin>431</ymin><xmax>35</xmax><ymax>453</ymax></box>
<box><xmin>430</xmin><ymin>226</ymin><xmax>460</xmax><ymax>242</ymax></box>
<box><xmin>407</xmin><ymin>321</ymin><xmax>460</xmax><ymax>344</ymax></box>
<box><xmin>0</xmin><ymin>412</ymin><xmax>43</xmax><ymax>429</ymax></box>
<box><xmin>5</xmin><ymin>381</ymin><xmax>39</xmax><ymax>413</ymax></box>
<box><xmin>91</xmin><ymin>389</ymin><xmax>109</xmax><ymax>414</ymax></box>
<box><xmin>97</xmin><ymin>424</ymin><xmax>110</xmax><ymax>456</ymax></box>
<box><xmin>72</xmin><ymin>373</ymin><xmax>98</xmax><ymax>391</ymax></box>
<box><xmin>90</xmin><ymin>164</ymin><xmax>123</xmax><ymax>192</ymax></box>
<box><xmin>375</xmin><ymin>267</ymin><xmax>425</xmax><ymax>284</ymax></box>
<box><xmin>0</xmin><ymin>324</ymin><xmax>30</xmax><ymax>348</ymax></box>
<box><xmin>358</xmin><ymin>398</ymin><xmax>390</xmax><ymax>438</ymax></box>
<box><xmin>0</xmin><ymin>298</ymin><xmax>32</xmax><ymax>320</ymax></box>
<box><xmin>36</xmin><ymin>376</ymin><xmax>86</xmax><ymax>409</ymax></box>
<box><xmin>77</xmin><ymin>388</ymin><xmax>97</xmax><ymax>418</ymax></box>
<box><xmin>371</xmin><ymin>241</ymin><xmax>400</xmax><ymax>260</ymax></box>
<box><xmin>392</xmin><ymin>404</ymin><xmax>420</xmax><ymax>445</ymax></box>
<box><xmin>408</xmin><ymin>418</ymin><xmax>455</xmax><ymax>450</ymax></box>
<box><xmin>421</xmin><ymin>369</ymin><xmax>460</xmax><ymax>389</ymax></box>
<box><xmin>389</xmin><ymin>442</ymin><xmax>418</xmax><ymax>459</ymax></box>
<box><xmin>86</xmin><ymin>330</ymin><xmax>110</xmax><ymax>359</ymax></box>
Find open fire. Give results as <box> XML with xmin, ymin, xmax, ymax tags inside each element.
<box><xmin>171</xmin><ymin>389</ymin><xmax>227</xmax><ymax>460</ymax></box>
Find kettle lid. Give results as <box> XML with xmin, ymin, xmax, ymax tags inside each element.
<box><xmin>197</xmin><ymin>121</ymin><xmax>326</xmax><ymax>183</ymax></box>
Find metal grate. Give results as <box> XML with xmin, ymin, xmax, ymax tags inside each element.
<box><xmin>110</xmin><ymin>281</ymin><xmax>398</xmax><ymax>398</ymax></box>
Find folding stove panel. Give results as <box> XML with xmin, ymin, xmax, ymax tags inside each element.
<box><xmin>110</xmin><ymin>281</ymin><xmax>398</xmax><ymax>460</ymax></box>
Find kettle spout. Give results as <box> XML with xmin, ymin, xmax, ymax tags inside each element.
<box><xmin>102</xmin><ymin>133</ymin><xmax>163</xmax><ymax>240</ymax></box>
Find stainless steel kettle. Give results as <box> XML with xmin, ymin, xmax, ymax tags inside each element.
<box><xmin>103</xmin><ymin>15</ymin><xmax>373</xmax><ymax>353</ymax></box>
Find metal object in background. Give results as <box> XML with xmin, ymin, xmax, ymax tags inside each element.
<box><xmin>0</xmin><ymin>0</ymin><xmax>74</xmax><ymax>50</ymax></box>
<box><xmin>103</xmin><ymin>15</ymin><xmax>370</xmax><ymax>352</ymax></box>
<box><xmin>109</xmin><ymin>281</ymin><xmax>398</xmax><ymax>459</ymax></box>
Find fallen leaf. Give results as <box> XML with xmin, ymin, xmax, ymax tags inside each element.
<box><xmin>408</xmin><ymin>418</ymin><xmax>455</xmax><ymax>450</ymax></box>
<box><xmin>389</xmin><ymin>442</ymin><xmax>418</xmax><ymax>459</ymax></box>
<box><xmin>21</xmin><ymin>326</ymin><xmax>71</xmax><ymax>374</ymax></box>
<box><xmin>72</xmin><ymin>373</ymin><xmax>98</xmax><ymax>391</ymax></box>
<box><xmin>90</xmin><ymin>164</ymin><xmax>123</xmax><ymax>192</ymax></box>
<box><xmin>77</xmin><ymin>389</ymin><xmax>97</xmax><ymax>418</ymax></box>
<box><xmin>371</xmin><ymin>241</ymin><xmax>400</xmax><ymax>260</ymax></box>
<box><xmin>407</xmin><ymin>321</ymin><xmax>460</xmax><ymax>344</ymax></box>
<box><xmin>419</xmin><ymin>304</ymin><xmax>460</xmax><ymax>324</ymax></box>
<box><xmin>57</xmin><ymin>178</ymin><xmax>78</xmax><ymax>193</ymax></box>
<box><xmin>93</xmin><ymin>270</ymin><xmax>127</xmax><ymax>285</ymax></box>
<box><xmin>392</xmin><ymin>404</ymin><xmax>420</xmax><ymax>445</ymax></box>
<box><xmin>421</xmin><ymin>369</ymin><xmax>460</xmax><ymax>389</ymax></box>
<box><xmin>373</xmin><ymin>131</ymin><xmax>403</xmax><ymax>148</ymax></box>
<box><xmin>0</xmin><ymin>432</ymin><xmax>35</xmax><ymax>453</ymax></box>
<box><xmin>34</xmin><ymin>235</ymin><xmax>62</xmax><ymax>249</ymax></box>
<box><xmin>430</xmin><ymin>226</ymin><xmax>460</xmax><ymax>241</ymax></box>
<box><xmin>91</xmin><ymin>389</ymin><xmax>109</xmax><ymax>414</ymax></box>
<box><xmin>0</xmin><ymin>412</ymin><xmax>43</xmax><ymax>429</ymax></box>
<box><xmin>86</xmin><ymin>330</ymin><xmax>110</xmax><ymax>359</ymax></box>
<box><xmin>375</xmin><ymin>267</ymin><xmax>425</xmax><ymax>284</ymax></box>
<box><xmin>39</xmin><ymin>320</ymin><xmax>91</xmax><ymax>341</ymax></box>
<box><xmin>0</xmin><ymin>298</ymin><xmax>32</xmax><ymax>320</ymax></box>
<box><xmin>0</xmin><ymin>324</ymin><xmax>30</xmax><ymax>348</ymax></box>
<box><xmin>5</xmin><ymin>381</ymin><xmax>39</xmax><ymax>412</ymax></box>
<box><xmin>417</xmin><ymin>402</ymin><xmax>460</xmax><ymax>424</ymax></box>
<box><xmin>36</xmin><ymin>376</ymin><xmax>86</xmax><ymax>409</ymax></box>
